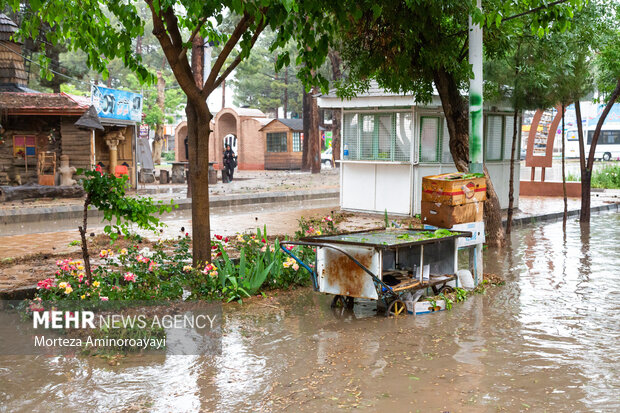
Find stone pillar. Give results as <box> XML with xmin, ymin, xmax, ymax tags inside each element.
<box><xmin>103</xmin><ymin>130</ymin><xmax>125</xmax><ymax>175</ymax></box>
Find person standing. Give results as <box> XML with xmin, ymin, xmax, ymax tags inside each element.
<box><xmin>223</xmin><ymin>144</ymin><xmax>236</xmax><ymax>183</ymax></box>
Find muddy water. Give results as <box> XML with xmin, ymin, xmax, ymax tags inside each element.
<box><xmin>1</xmin><ymin>213</ymin><xmax>619</xmax><ymax>412</ymax></box>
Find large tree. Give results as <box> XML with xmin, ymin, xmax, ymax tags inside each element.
<box><xmin>8</xmin><ymin>0</ymin><xmax>337</xmax><ymax>265</ymax></box>
<box><xmin>576</xmin><ymin>0</ymin><xmax>620</xmax><ymax>223</ymax></box>
<box><xmin>329</xmin><ymin>0</ymin><xmax>581</xmax><ymax>247</ymax></box>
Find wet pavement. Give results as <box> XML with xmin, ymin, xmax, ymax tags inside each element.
<box><xmin>0</xmin><ymin>169</ymin><xmax>340</xmax><ymax>211</ymax></box>
<box><xmin>0</xmin><ymin>212</ymin><xmax>618</xmax><ymax>412</ymax></box>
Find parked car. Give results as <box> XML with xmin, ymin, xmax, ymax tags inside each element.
<box><xmin>321</xmin><ymin>147</ymin><xmax>333</xmax><ymax>167</ymax></box>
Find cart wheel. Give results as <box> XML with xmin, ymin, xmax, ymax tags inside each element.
<box><xmin>386</xmin><ymin>299</ymin><xmax>407</xmax><ymax>317</ymax></box>
<box><xmin>439</xmin><ymin>286</ymin><xmax>455</xmax><ymax>294</ymax></box>
<box><xmin>331</xmin><ymin>295</ymin><xmax>354</xmax><ymax>309</ymax></box>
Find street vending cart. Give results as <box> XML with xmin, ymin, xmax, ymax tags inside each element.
<box><xmin>280</xmin><ymin>228</ymin><xmax>471</xmax><ymax>316</ymax></box>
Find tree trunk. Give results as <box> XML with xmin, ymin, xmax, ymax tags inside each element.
<box><xmin>482</xmin><ymin>165</ymin><xmax>505</xmax><ymax>248</ymax></box>
<box><xmin>221</xmin><ymin>79</ymin><xmax>226</xmax><ymax>108</ymax></box>
<box><xmin>561</xmin><ymin>104</ymin><xmax>567</xmax><ymax>230</ymax></box>
<box><xmin>433</xmin><ymin>69</ymin><xmax>469</xmax><ymax>172</ymax></box>
<box><xmin>0</xmin><ymin>184</ymin><xmax>84</xmax><ymax>202</ymax></box>
<box><xmin>78</xmin><ymin>194</ymin><xmax>92</xmax><ymax>282</ymax></box>
<box><xmin>186</xmin><ymin>99</ymin><xmax>213</xmax><ymax>266</ymax></box>
<box><xmin>310</xmin><ymin>87</ymin><xmax>320</xmax><ymax>174</ymax></box>
<box><xmin>581</xmin><ymin>78</ymin><xmax>620</xmax><ymax>223</ymax></box>
<box><xmin>283</xmin><ymin>66</ymin><xmax>288</xmax><ymax>119</ymax></box>
<box><xmin>575</xmin><ymin>101</ymin><xmax>589</xmax><ymax>222</ymax></box>
<box><xmin>433</xmin><ymin>68</ymin><xmax>505</xmax><ymax>247</ymax></box>
<box><xmin>332</xmin><ymin>108</ymin><xmax>341</xmax><ymax>167</ymax></box>
<box><xmin>506</xmin><ymin>108</ymin><xmax>518</xmax><ymax>235</ymax></box>
<box><xmin>328</xmin><ymin>50</ymin><xmax>343</xmax><ymax>168</ymax></box>
<box><xmin>302</xmin><ymin>89</ymin><xmax>312</xmax><ymax>171</ymax></box>
<box><xmin>152</xmin><ymin>71</ymin><xmax>166</xmax><ymax>165</ymax></box>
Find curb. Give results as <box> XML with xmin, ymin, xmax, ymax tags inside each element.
<box><xmin>0</xmin><ymin>189</ymin><xmax>340</xmax><ymax>225</ymax></box>
<box><xmin>506</xmin><ymin>202</ymin><xmax>620</xmax><ymax>227</ymax></box>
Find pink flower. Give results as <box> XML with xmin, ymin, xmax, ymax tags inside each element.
<box><xmin>136</xmin><ymin>255</ymin><xmax>150</xmax><ymax>263</ymax></box>
<box><xmin>286</xmin><ymin>245</ymin><xmax>294</xmax><ymax>251</ymax></box>
<box><xmin>124</xmin><ymin>272</ymin><xmax>136</xmax><ymax>282</ymax></box>
<box><xmin>148</xmin><ymin>261</ymin><xmax>159</xmax><ymax>272</ymax></box>
<box><xmin>100</xmin><ymin>296</ymin><xmax>109</xmax><ymax>301</ymax></box>
<box><xmin>37</xmin><ymin>278</ymin><xmax>56</xmax><ymax>290</ymax></box>
<box><xmin>292</xmin><ymin>263</ymin><xmax>299</xmax><ymax>271</ymax></box>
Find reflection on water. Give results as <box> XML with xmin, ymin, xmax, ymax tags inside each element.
<box><xmin>0</xmin><ymin>213</ymin><xmax>619</xmax><ymax>412</ymax></box>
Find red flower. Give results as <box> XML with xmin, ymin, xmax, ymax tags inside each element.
<box><xmin>211</xmin><ymin>245</ymin><xmax>218</xmax><ymax>250</ymax></box>
<box><xmin>261</xmin><ymin>238</ymin><xmax>266</xmax><ymax>243</ymax></box>
<box><xmin>215</xmin><ymin>234</ymin><xmax>223</xmax><ymax>240</ymax></box>
<box><xmin>224</xmin><ymin>237</ymin><xmax>229</xmax><ymax>243</ymax></box>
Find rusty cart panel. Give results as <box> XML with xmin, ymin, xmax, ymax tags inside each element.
<box><xmin>317</xmin><ymin>245</ymin><xmax>380</xmax><ymax>300</ymax></box>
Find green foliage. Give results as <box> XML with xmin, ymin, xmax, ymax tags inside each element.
<box><xmin>35</xmin><ymin>238</ymin><xmax>192</xmax><ymax>301</ymax></box>
<box><xmin>332</xmin><ymin>0</ymin><xmax>583</xmax><ymax>102</ymax></box>
<box><xmin>591</xmin><ymin>164</ymin><xmax>620</xmax><ymax>189</ymax></box>
<box><xmin>79</xmin><ymin>169</ymin><xmax>174</xmax><ymax>241</ymax></box>
<box><xmin>188</xmin><ymin>225</ymin><xmax>316</xmax><ymax>302</ymax></box>
<box><xmin>162</xmin><ymin>152</ymin><xmax>175</xmax><ymax>162</ymax></box>
<box><xmin>295</xmin><ymin>213</ymin><xmax>339</xmax><ymax>239</ymax></box>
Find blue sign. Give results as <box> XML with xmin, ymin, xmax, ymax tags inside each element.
<box><xmin>91</xmin><ymin>85</ymin><xmax>143</xmax><ymax>122</ymax></box>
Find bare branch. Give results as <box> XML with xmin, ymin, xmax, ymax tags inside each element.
<box><xmin>587</xmin><ymin>78</ymin><xmax>620</xmax><ymax>169</ymax></box>
<box><xmin>202</xmin><ymin>14</ymin><xmax>253</xmax><ymax>92</ymax></box>
<box><xmin>502</xmin><ymin>0</ymin><xmax>571</xmax><ymax>23</ymax></box>
<box><xmin>179</xmin><ymin>15</ymin><xmax>209</xmax><ymax>61</ymax></box>
<box><xmin>208</xmin><ymin>18</ymin><xmax>267</xmax><ymax>94</ymax></box>
<box><xmin>145</xmin><ymin>1</ymin><xmax>200</xmax><ymax>101</ymax></box>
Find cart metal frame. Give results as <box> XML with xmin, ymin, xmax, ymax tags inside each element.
<box><xmin>280</xmin><ymin>228</ymin><xmax>471</xmax><ymax>316</ymax></box>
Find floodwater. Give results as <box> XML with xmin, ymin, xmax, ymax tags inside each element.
<box><xmin>0</xmin><ymin>198</ymin><xmax>340</xmax><ymax>259</ymax></box>
<box><xmin>1</xmin><ymin>213</ymin><xmax>619</xmax><ymax>412</ymax></box>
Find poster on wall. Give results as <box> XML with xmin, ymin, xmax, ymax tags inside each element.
<box><xmin>139</xmin><ymin>124</ymin><xmax>149</xmax><ymax>139</ymax></box>
<box><xmin>323</xmin><ymin>131</ymin><xmax>333</xmax><ymax>148</ymax></box>
<box><xmin>91</xmin><ymin>85</ymin><xmax>143</xmax><ymax>122</ymax></box>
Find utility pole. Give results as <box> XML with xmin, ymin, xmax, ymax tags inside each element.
<box><xmin>468</xmin><ymin>0</ymin><xmax>483</xmax><ymax>174</ymax></box>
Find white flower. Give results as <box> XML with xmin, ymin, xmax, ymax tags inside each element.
<box><xmin>139</xmin><ymin>247</ymin><xmax>153</xmax><ymax>258</ymax></box>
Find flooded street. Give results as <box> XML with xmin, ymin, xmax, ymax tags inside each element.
<box><xmin>1</xmin><ymin>213</ymin><xmax>619</xmax><ymax>412</ymax></box>
<box><xmin>0</xmin><ymin>198</ymin><xmax>340</xmax><ymax>259</ymax></box>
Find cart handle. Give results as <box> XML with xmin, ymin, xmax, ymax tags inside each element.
<box><xmin>278</xmin><ymin>243</ymin><xmax>319</xmax><ymax>290</ymax></box>
<box><xmin>280</xmin><ymin>241</ymin><xmax>399</xmax><ymax>299</ymax></box>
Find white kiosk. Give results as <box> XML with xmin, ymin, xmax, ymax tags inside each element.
<box><xmin>318</xmin><ymin>84</ymin><xmax>521</xmax><ymax>216</ymax></box>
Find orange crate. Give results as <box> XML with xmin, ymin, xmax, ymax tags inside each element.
<box><xmin>421</xmin><ymin>201</ymin><xmax>484</xmax><ymax>228</ymax></box>
<box><xmin>421</xmin><ymin>173</ymin><xmax>486</xmax><ymax>206</ymax></box>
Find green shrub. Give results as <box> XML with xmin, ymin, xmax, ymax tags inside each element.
<box><xmin>591</xmin><ymin>164</ymin><xmax>620</xmax><ymax>189</ymax></box>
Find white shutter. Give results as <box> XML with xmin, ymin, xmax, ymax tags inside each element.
<box><xmin>485</xmin><ymin>115</ymin><xmax>503</xmax><ymax>161</ymax></box>
<box><xmin>504</xmin><ymin>115</ymin><xmax>516</xmax><ymax>160</ymax></box>
<box><xmin>420</xmin><ymin>117</ymin><xmax>439</xmax><ymax>162</ymax></box>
